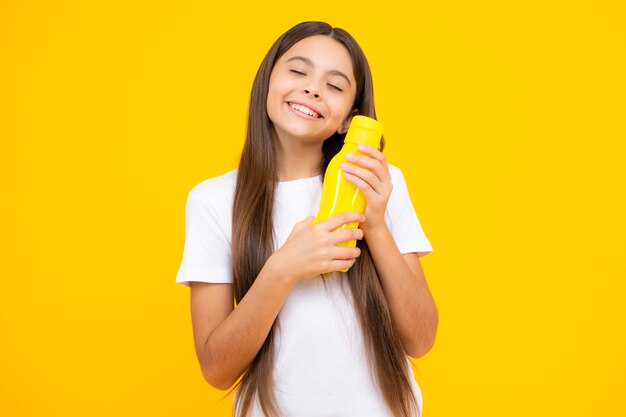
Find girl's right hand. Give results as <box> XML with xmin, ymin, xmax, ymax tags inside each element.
<box><xmin>269</xmin><ymin>211</ymin><xmax>365</xmax><ymax>285</ymax></box>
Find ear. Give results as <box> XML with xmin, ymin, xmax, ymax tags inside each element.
<box><xmin>337</xmin><ymin>109</ymin><xmax>359</xmax><ymax>134</ymax></box>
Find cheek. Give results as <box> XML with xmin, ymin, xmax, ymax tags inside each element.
<box><xmin>269</xmin><ymin>73</ymin><xmax>294</xmax><ymax>92</ymax></box>
<box><xmin>267</xmin><ymin>81</ymin><xmax>286</xmax><ymax>109</ymax></box>
<box><xmin>329</xmin><ymin>99</ymin><xmax>354</xmax><ymax>120</ymax></box>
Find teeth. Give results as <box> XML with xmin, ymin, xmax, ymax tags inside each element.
<box><xmin>290</xmin><ymin>103</ymin><xmax>320</xmax><ymax>118</ymax></box>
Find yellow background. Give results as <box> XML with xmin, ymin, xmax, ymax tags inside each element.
<box><xmin>1</xmin><ymin>1</ymin><xmax>625</xmax><ymax>416</ymax></box>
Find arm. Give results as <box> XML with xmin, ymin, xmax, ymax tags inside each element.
<box><xmin>340</xmin><ymin>145</ymin><xmax>438</xmax><ymax>358</ymax></box>
<box><xmin>190</xmin><ymin>211</ymin><xmax>364</xmax><ymax>391</ymax></box>
<box><xmin>364</xmin><ymin>226</ymin><xmax>438</xmax><ymax>358</ymax></box>
<box><xmin>191</xmin><ymin>260</ymin><xmax>294</xmax><ymax>390</ymax></box>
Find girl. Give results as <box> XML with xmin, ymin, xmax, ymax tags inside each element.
<box><xmin>176</xmin><ymin>21</ymin><xmax>437</xmax><ymax>417</ymax></box>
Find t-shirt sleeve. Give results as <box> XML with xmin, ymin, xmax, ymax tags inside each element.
<box><xmin>176</xmin><ymin>190</ymin><xmax>234</xmax><ymax>287</ymax></box>
<box><xmin>385</xmin><ymin>166</ymin><xmax>434</xmax><ymax>257</ymax></box>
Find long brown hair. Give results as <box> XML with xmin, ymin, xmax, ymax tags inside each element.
<box><xmin>226</xmin><ymin>21</ymin><xmax>419</xmax><ymax>417</ymax></box>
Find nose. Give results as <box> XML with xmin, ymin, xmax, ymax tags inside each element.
<box><xmin>304</xmin><ymin>89</ymin><xmax>320</xmax><ymax>99</ymax></box>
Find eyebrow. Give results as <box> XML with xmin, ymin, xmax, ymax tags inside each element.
<box><xmin>285</xmin><ymin>56</ymin><xmax>352</xmax><ymax>87</ymax></box>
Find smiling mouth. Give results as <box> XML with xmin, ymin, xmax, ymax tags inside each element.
<box><xmin>287</xmin><ymin>102</ymin><xmax>323</xmax><ymax>119</ymax></box>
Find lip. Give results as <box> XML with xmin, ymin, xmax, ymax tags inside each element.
<box><xmin>286</xmin><ymin>101</ymin><xmax>324</xmax><ymax>119</ymax></box>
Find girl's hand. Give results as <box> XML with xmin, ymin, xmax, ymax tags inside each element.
<box><xmin>269</xmin><ymin>211</ymin><xmax>365</xmax><ymax>285</ymax></box>
<box><xmin>340</xmin><ymin>144</ymin><xmax>392</xmax><ymax>235</ymax></box>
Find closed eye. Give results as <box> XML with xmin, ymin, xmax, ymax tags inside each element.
<box><xmin>290</xmin><ymin>69</ymin><xmax>343</xmax><ymax>92</ymax></box>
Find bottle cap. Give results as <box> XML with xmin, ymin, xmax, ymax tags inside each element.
<box><xmin>343</xmin><ymin>115</ymin><xmax>384</xmax><ymax>149</ymax></box>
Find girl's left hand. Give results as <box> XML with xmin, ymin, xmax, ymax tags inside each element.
<box><xmin>340</xmin><ymin>144</ymin><xmax>392</xmax><ymax>235</ymax></box>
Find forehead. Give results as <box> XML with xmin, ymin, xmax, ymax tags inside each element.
<box><xmin>279</xmin><ymin>35</ymin><xmax>355</xmax><ymax>79</ymax></box>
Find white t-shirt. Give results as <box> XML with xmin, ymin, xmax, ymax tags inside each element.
<box><xmin>176</xmin><ymin>163</ymin><xmax>433</xmax><ymax>417</ymax></box>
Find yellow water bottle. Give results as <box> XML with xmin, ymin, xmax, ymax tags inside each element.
<box><xmin>312</xmin><ymin>115</ymin><xmax>383</xmax><ymax>272</ymax></box>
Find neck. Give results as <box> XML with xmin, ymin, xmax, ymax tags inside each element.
<box><xmin>274</xmin><ymin>133</ymin><xmax>324</xmax><ymax>182</ymax></box>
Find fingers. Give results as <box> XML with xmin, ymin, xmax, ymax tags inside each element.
<box><xmin>329</xmin><ymin>226</ymin><xmax>363</xmax><ymax>245</ymax></box>
<box><xmin>326</xmin><ymin>258</ymin><xmax>357</xmax><ymax>274</ymax></box>
<box><xmin>331</xmin><ymin>245</ymin><xmax>361</xmax><ymax>260</ymax></box>
<box><xmin>284</xmin><ymin>214</ymin><xmax>364</xmax><ymax>278</ymax></box>
<box><xmin>318</xmin><ymin>211</ymin><xmax>365</xmax><ymax>231</ymax></box>
<box><xmin>296</xmin><ymin>215</ymin><xmax>316</xmax><ymax>229</ymax></box>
